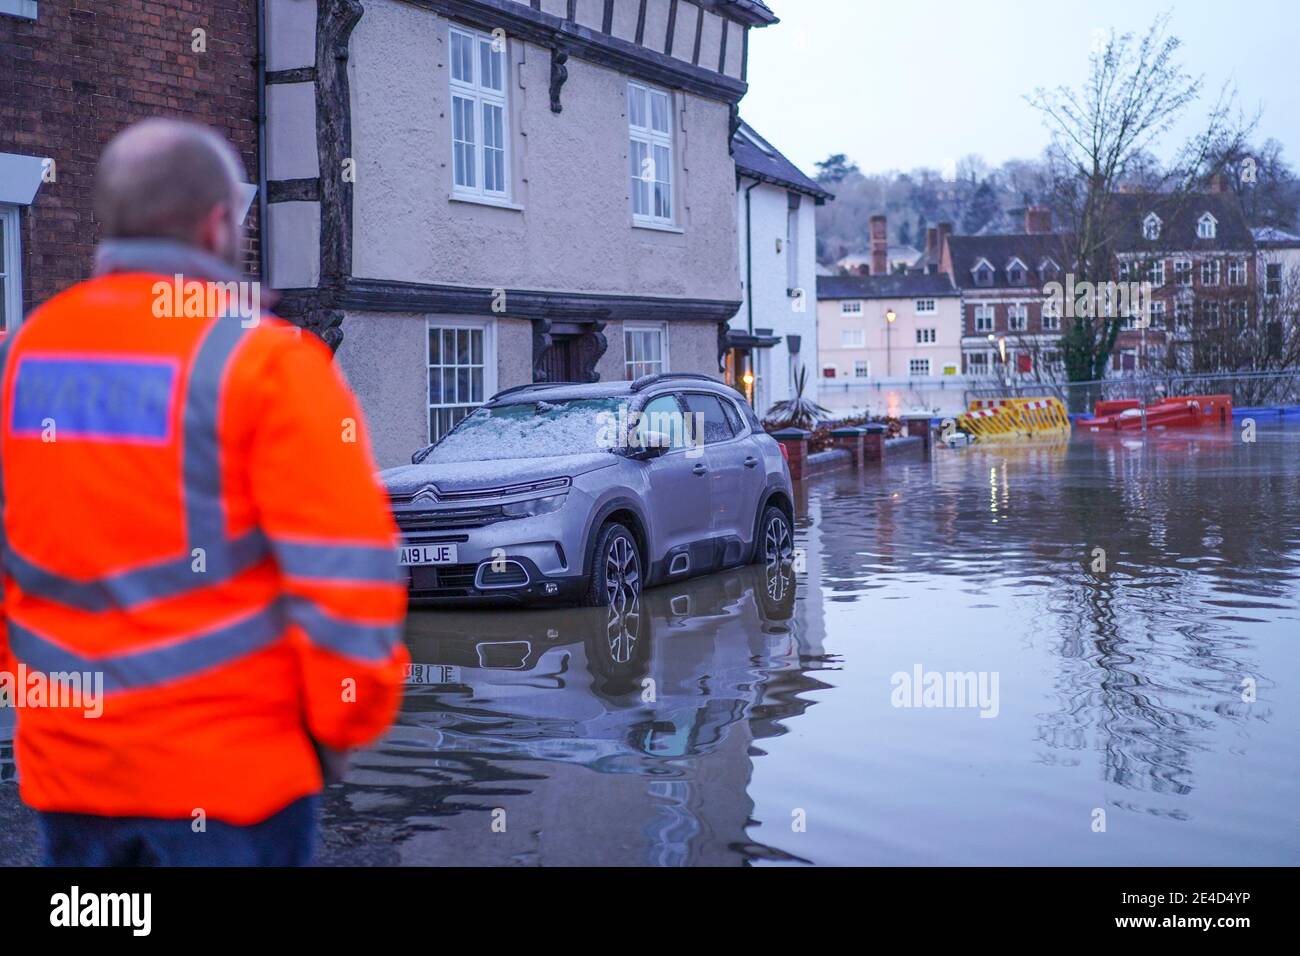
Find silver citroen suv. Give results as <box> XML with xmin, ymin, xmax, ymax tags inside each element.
<box><xmin>380</xmin><ymin>373</ymin><xmax>795</xmax><ymax>608</ymax></box>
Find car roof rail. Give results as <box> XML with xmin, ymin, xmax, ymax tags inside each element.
<box><xmin>630</xmin><ymin>372</ymin><xmax>723</xmax><ymax>393</ymax></box>
<box><xmin>488</xmin><ymin>381</ymin><xmax>583</xmax><ymax>401</ymax></box>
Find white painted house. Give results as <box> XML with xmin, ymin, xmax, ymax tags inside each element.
<box><xmin>724</xmin><ymin>120</ymin><xmax>831</xmax><ymax>418</ymax></box>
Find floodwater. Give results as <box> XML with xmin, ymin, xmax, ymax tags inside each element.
<box><xmin>320</xmin><ymin>421</ymin><xmax>1300</xmax><ymax>865</ymax></box>
<box><xmin>3</xmin><ymin>422</ymin><xmax>1299</xmax><ymax>865</ymax></box>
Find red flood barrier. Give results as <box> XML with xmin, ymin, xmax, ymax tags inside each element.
<box><xmin>1079</xmin><ymin>394</ymin><xmax>1233</xmax><ymax>431</ymax></box>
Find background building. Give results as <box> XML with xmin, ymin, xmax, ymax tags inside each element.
<box><xmin>262</xmin><ymin>0</ymin><xmax>777</xmax><ymax>466</ymax></box>
<box><xmin>726</xmin><ymin>119</ymin><xmax>830</xmax><ymax>417</ymax></box>
<box><xmin>0</xmin><ymin>0</ymin><xmax>261</xmax><ymax>328</ymax></box>
<box><xmin>815</xmin><ymin>267</ymin><xmax>963</xmax><ymax>417</ymax></box>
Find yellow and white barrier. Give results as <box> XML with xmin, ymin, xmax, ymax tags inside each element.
<box><xmin>957</xmin><ymin>397</ymin><xmax>1071</xmax><ymax>443</ymax></box>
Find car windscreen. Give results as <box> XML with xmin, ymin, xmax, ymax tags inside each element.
<box><xmin>424</xmin><ymin>398</ymin><xmax>626</xmax><ymax>463</ymax></box>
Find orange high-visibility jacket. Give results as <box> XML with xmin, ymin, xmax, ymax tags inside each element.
<box><xmin>0</xmin><ymin>254</ymin><xmax>408</xmax><ymax>824</ymax></box>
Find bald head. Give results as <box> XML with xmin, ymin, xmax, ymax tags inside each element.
<box><xmin>95</xmin><ymin>119</ymin><xmax>246</xmax><ymax>263</ymax></box>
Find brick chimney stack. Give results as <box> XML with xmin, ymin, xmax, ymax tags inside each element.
<box><xmin>924</xmin><ymin>226</ymin><xmax>938</xmax><ymax>274</ymax></box>
<box><xmin>1208</xmin><ymin>172</ymin><xmax>1228</xmax><ymax>194</ymax></box>
<box><xmin>869</xmin><ymin>215</ymin><xmax>888</xmax><ymax>276</ymax></box>
<box><xmin>1024</xmin><ymin>205</ymin><xmax>1052</xmax><ymax>234</ymax></box>
<box><xmin>936</xmin><ymin>222</ymin><xmax>954</xmax><ymax>277</ymax></box>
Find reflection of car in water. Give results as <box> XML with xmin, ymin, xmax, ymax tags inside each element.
<box><xmin>400</xmin><ymin>560</ymin><xmax>800</xmax><ymax>770</ymax></box>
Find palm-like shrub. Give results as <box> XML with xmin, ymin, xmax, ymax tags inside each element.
<box><xmin>765</xmin><ymin>365</ymin><xmax>830</xmax><ymax>431</ymax></box>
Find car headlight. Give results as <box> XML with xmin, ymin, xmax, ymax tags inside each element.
<box><xmin>501</xmin><ymin>493</ymin><xmax>568</xmax><ymax>518</ymax></box>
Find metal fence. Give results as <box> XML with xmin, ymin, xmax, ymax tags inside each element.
<box><xmin>965</xmin><ymin>369</ymin><xmax>1300</xmax><ymax>415</ymax></box>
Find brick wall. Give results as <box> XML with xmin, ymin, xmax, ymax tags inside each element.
<box><xmin>0</xmin><ymin>0</ymin><xmax>261</xmax><ymax>315</ymax></box>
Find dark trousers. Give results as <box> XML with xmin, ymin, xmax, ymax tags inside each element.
<box><xmin>37</xmin><ymin>796</ymin><xmax>319</xmax><ymax>866</ymax></box>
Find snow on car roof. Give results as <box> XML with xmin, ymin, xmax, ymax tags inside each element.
<box><xmin>488</xmin><ymin>382</ymin><xmax>634</xmax><ymax>406</ymax></box>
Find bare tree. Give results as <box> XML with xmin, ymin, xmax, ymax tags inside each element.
<box><xmin>1027</xmin><ymin>13</ymin><xmax>1253</xmax><ymax>383</ymax></box>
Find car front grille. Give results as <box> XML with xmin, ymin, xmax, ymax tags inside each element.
<box><xmin>408</xmin><ymin>563</ymin><xmax>481</xmax><ymax>596</ymax></box>
<box><xmin>394</xmin><ymin>507</ymin><xmax>507</xmax><ymax>531</ymax></box>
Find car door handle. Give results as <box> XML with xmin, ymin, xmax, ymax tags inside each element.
<box><xmin>743</xmin><ymin>456</ymin><xmax>759</xmax><ymax>468</ymax></box>
<box><xmin>692</xmin><ymin>464</ymin><xmax>708</xmax><ymax>475</ymax></box>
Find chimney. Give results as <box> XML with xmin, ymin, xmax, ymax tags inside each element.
<box><xmin>924</xmin><ymin>227</ymin><xmax>938</xmax><ymax>274</ymax></box>
<box><xmin>936</xmin><ymin>222</ymin><xmax>954</xmax><ymax>277</ymax></box>
<box><xmin>1024</xmin><ymin>205</ymin><xmax>1052</xmax><ymax>234</ymax></box>
<box><xmin>869</xmin><ymin>215</ymin><xmax>888</xmax><ymax>276</ymax></box>
<box><xmin>1209</xmin><ymin>172</ymin><xmax>1227</xmax><ymax>194</ymax></box>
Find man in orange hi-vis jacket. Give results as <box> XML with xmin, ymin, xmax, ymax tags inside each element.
<box><xmin>0</xmin><ymin>119</ymin><xmax>408</xmax><ymax>866</ymax></box>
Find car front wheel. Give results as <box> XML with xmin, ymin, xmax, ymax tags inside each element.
<box><xmin>583</xmin><ymin>522</ymin><xmax>642</xmax><ymax>609</ymax></box>
<box><xmin>755</xmin><ymin>504</ymin><xmax>794</xmax><ymax>567</ymax></box>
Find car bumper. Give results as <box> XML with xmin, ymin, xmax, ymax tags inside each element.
<box><xmin>404</xmin><ymin>558</ymin><xmax>589</xmax><ymax>606</ymax></box>
<box><xmin>395</xmin><ymin>505</ymin><xmax>590</xmax><ymax>606</ymax></box>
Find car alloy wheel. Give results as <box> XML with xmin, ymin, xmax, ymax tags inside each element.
<box><xmin>764</xmin><ymin>513</ymin><xmax>794</xmax><ymax>567</ymax></box>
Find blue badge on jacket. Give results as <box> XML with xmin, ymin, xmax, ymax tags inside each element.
<box><xmin>10</xmin><ymin>356</ymin><xmax>177</xmax><ymax>442</ymax></box>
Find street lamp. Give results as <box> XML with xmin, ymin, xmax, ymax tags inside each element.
<box><xmin>885</xmin><ymin>308</ymin><xmax>896</xmax><ymax>377</ymax></box>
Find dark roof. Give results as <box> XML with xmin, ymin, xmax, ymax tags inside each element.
<box><xmin>817</xmin><ymin>273</ymin><xmax>959</xmax><ymax>300</ymax></box>
<box><xmin>946</xmin><ymin>233</ymin><xmax>1075</xmax><ymax>291</ymax></box>
<box><xmin>733</xmin><ymin>120</ymin><xmax>833</xmax><ymax>203</ymax></box>
<box><xmin>1108</xmin><ymin>191</ymin><xmax>1254</xmax><ymax>252</ymax></box>
<box><xmin>723</xmin><ymin>0</ymin><xmax>779</xmax><ymax>25</ymax></box>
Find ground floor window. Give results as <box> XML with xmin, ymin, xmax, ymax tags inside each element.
<box><xmin>967</xmin><ymin>352</ymin><xmax>989</xmax><ymax>374</ymax></box>
<box><xmin>625</xmin><ymin>323</ymin><xmax>667</xmax><ymax>379</ymax></box>
<box><xmin>908</xmin><ymin>358</ymin><xmax>931</xmax><ymax>377</ymax></box>
<box><xmin>854</xmin><ymin>360</ymin><xmax>869</xmax><ymax>378</ymax></box>
<box><xmin>428</xmin><ymin>321</ymin><xmax>490</xmax><ymax>442</ymax></box>
<box><xmin>0</xmin><ymin>204</ymin><xmax>21</xmax><ymax>330</ymax></box>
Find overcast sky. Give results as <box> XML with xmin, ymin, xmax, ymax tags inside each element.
<box><xmin>741</xmin><ymin>0</ymin><xmax>1300</xmax><ymax>179</ymax></box>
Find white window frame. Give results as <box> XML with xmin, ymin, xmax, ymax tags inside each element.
<box><xmin>1227</xmin><ymin>259</ymin><xmax>1247</xmax><ymax>286</ymax></box>
<box><xmin>1148</xmin><ymin>259</ymin><xmax>1165</xmax><ymax>286</ymax></box>
<box><xmin>1198</xmin><ymin>213</ymin><xmax>1217</xmax><ymax>239</ymax></box>
<box><xmin>915</xmin><ymin>298</ymin><xmax>936</xmax><ymax>314</ymax></box>
<box><xmin>1265</xmin><ymin>262</ymin><xmax>1282</xmax><ymax>296</ymax></box>
<box><xmin>1143</xmin><ymin>213</ymin><xmax>1161</xmax><ymax>241</ymax></box>
<box><xmin>627</xmin><ymin>81</ymin><xmax>675</xmax><ymax>227</ymax></box>
<box><xmin>908</xmin><ymin>357</ymin><xmax>931</xmax><ymax>377</ymax></box>
<box><xmin>1007</xmin><ymin>303</ymin><xmax>1028</xmax><ymax>332</ymax></box>
<box><xmin>1200</xmin><ymin>259</ymin><xmax>1221</xmax><ymax>286</ymax></box>
<box><xmin>624</xmin><ymin>322</ymin><xmax>668</xmax><ymax>380</ymax></box>
<box><xmin>972</xmin><ymin>258</ymin><xmax>994</xmax><ymax>286</ymax></box>
<box><xmin>1149</xmin><ymin>301</ymin><xmax>1166</xmax><ymax>328</ymax></box>
<box><xmin>840</xmin><ymin>300</ymin><xmax>863</xmax><ymax>315</ymax></box>
<box><xmin>966</xmin><ymin>352</ymin><xmax>990</xmax><ymax>374</ymax></box>
<box><xmin>1041</xmin><ymin>295</ymin><xmax>1061</xmax><ymax>330</ymax></box>
<box><xmin>449</xmin><ymin>25</ymin><xmax>511</xmax><ymax>203</ymax></box>
<box><xmin>853</xmin><ymin>360</ymin><xmax>869</xmax><ymax>378</ymax></box>
<box><xmin>840</xmin><ymin>328</ymin><xmax>864</xmax><ymax>347</ymax></box>
<box><xmin>1174</xmin><ymin>259</ymin><xmax>1193</xmax><ymax>286</ymax></box>
<box><xmin>915</xmin><ymin>327</ymin><xmax>936</xmax><ymax>344</ymax></box>
<box><xmin>974</xmin><ymin>304</ymin><xmax>994</xmax><ymax>333</ymax></box>
<box><xmin>427</xmin><ymin>318</ymin><xmax>496</xmax><ymax>443</ymax></box>
<box><xmin>0</xmin><ymin>204</ymin><xmax>22</xmax><ymax>331</ymax></box>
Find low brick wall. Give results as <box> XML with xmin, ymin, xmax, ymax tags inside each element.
<box><xmin>769</xmin><ymin>418</ymin><xmax>933</xmax><ymax>482</ymax></box>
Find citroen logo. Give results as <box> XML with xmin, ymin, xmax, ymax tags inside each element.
<box><xmin>413</xmin><ymin>485</ymin><xmax>441</xmax><ymax>503</ymax></box>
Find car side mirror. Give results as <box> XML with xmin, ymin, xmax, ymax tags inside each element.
<box><xmin>630</xmin><ymin>432</ymin><xmax>672</xmax><ymax>460</ymax></box>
